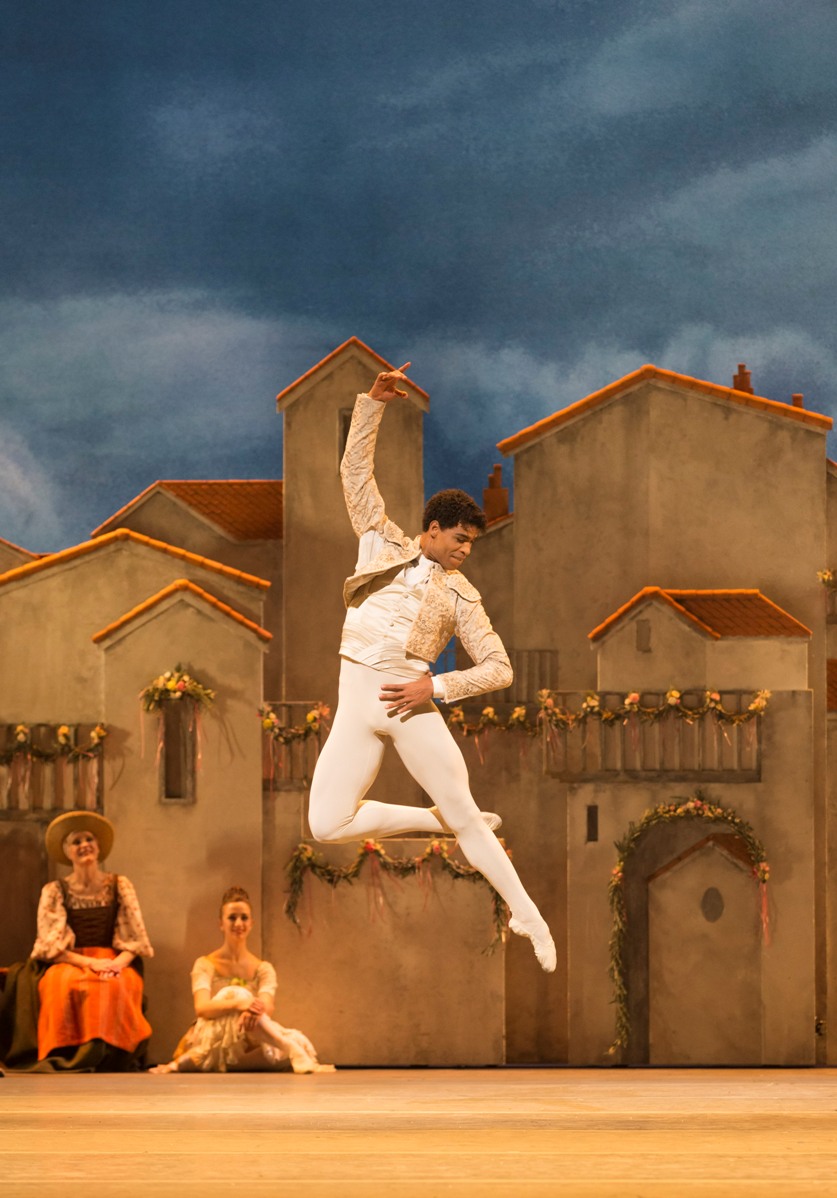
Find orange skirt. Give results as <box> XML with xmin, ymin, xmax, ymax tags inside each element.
<box><xmin>37</xmin><ymin>947</ymin><xmax>151</xmax><ymax>1060</ymax></box>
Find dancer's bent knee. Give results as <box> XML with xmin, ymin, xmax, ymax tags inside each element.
<box><xmin>307</xmin><ymin>808</ymin><xmax>354</xmax><ymax>844</ymax></box>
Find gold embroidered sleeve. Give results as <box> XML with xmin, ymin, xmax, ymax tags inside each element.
<box><xmin>340</xmin><ymin>394</ymin><xmax>388</xmax><ymax>536</ymax></box>
<box><xmin>439</xmin><ymin>597</ymin><xmax>513</xmax><ymax>703</ymax></box>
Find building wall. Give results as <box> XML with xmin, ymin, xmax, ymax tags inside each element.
<box><xmin>281</xmin><ymin>355</ymin><xmax>424</xmax><ymax>709</ymax></box>
<box><xmin>564</xmin><ymin>691</ymin><xmax>815</xmax><ymax>1065</ymax></box>
<box><xmin>0</xmin><ymin>543</ymin><xmax>264</xmax><ymax>723</ymax></box>
<box><xmin>596</xmin><ymin>605</ymin><xmax>809</xmax><ymax>692</ymax></box>
<box><xmin>596</xmin><ymin>604</ymin><xmax>708</xmax><ymax>692</ymax></box>
<box><xmin>459</xmin><ymin>516</ymin><xmax>515</xmax><ymax>654</ymax></box>
<box><xmin>102</xmin><ymin>491</ymin><xmax>283</xmax><ymax>697</ymax></box>
<box><xmin>99</xmin><ymin>601</ymin><xmax>266</xmax><ymax>1061</ymax></box>
<box><xmin>509</xmin><ymin>390</ymin><xmax>652</xmax><ymax>686</ymax></box>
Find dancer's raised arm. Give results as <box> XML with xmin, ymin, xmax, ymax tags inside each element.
<box><xmin>340</xmin><ymin>363</ymin><xmax>412</xmax><ymax>538</ymax></box>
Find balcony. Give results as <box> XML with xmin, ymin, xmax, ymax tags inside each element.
<box><xmin>541</xmin><ymin>691</ymin><xmax>761</xmax><ymax>782</ymax></box>
<box><xmin>0</xmin><ymin>724</ymin><xmax>104</xmax><ymax>818</ymax></box>
<box><xmin>262</xmin><ymin>701</ymin><xmax>327</xmax><ymax>789</ymax></box>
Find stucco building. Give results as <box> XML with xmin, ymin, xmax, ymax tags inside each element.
<box><xmin>1</xmin><ymin>340</ymin><xmax>835</xmax><ymax>1067</ymax></box>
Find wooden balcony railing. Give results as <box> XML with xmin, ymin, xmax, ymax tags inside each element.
<box><xmin>0</xmin><ymin>724</ymin><xmax>104</xmax><ymax>817</ymax></box>
<box><xmin>541</xmin><ymin>691</ymin><xmax>762</xmax><ymax>781</ymax></box>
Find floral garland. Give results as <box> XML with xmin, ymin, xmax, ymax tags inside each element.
<box><xmin>140</xmin><ymin>665</ymin><xmax>215</xmax><ymax>712</ymax></box>
<box><xmin>1</xmin><ymin>723</ymin><xmax>107</xmax><ymax>765</ymax></box>
<box><xmin>259</xmin><ymin>702</ymin><xmax>330</xmax><ymax>744</ymax></box>
<box><xmin>607</xmin><ymin>790</ymin><xmax>770</xmax><ymax>1056</ymax></box>
<box><xmin>285</xmin><ymin>839</ymin><xmax>509</xmax><ymax>947</ymax></box>
<box><xmin>447</xmin><ymin>703</ymin><xmax>539</xmax><ymax>738</ymax></box>
<box><xmin>538</xmin><ymin>687</ymin><xmax>770</xmax><ymax>730</ymax></box>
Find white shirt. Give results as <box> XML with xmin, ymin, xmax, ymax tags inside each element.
<box><xmin>340</xmin><ymin>552</ymin><xmax>447</xmax><ymax>698</ymax></box>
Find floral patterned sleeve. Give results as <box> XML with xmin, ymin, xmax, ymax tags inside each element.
<box><xmin>113</xmin><ymin>875</ymin><xmax>154</xmax><ymax>957</ymax></box>
<box><xmin>255</xmin><ymin>960</ymin><xmax>278</xmax><ymax>999</ymax></box>
<box><xmin>30</xmin><ymin>880</ymin><xmax>75</xmax><ymax>961</ymax></box>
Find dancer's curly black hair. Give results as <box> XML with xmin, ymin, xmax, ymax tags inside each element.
<box><xmin>422</xmin><ymin>489</ymin><xmax>486</xmax><ymax>533</ymax></box>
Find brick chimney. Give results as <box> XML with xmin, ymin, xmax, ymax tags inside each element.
<box><xmin>483</xmin><ymin>464</ymin><xmax>509</xmax><ymax>523</ymax></box>
<box><xmin>732</xmin><ymin>363</ymin><xmax>753</xmax><ymax>394</ymax></box>
<box><xmin>791</xmin><ymin>393</ymin><xmax>804</xmax><ymax>408</ymax></box>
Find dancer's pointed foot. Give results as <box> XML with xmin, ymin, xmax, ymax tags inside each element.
<box><xmin>290</xmin><ymin>1050</ymin><xmax>336</xmax><ymax>1074</ymax></box>
<box><xmin>429</xmin><ymin>805</ymin><xmax>502</xmax><ymax>834</ymax></box>
<box><xmin>509</xmin><ymin>916</ymin><xmax>556</xmax><ymax>973</ymax></box>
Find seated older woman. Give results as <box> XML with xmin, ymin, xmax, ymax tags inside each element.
<box><xmin>151</xmin><ymin>886</ymin><xmax>332</xmax><ymax>1074</ymax></box>
<box><xmin>0</xmin><ymin>810</ymin><xmax>153</xmax><ymax>1072</ymax></box>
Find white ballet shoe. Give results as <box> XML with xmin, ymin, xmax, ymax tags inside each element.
<box><xmin>509</xmin><ymin>916</ymin><xmax>557</xmax><ymax>973</ymax></box>
<box><xmin>429</xmin><ymin>805</ymin><xmax>502</xmax><ymax>834</ymax></box>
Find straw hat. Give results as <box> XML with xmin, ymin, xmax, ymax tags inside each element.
<box><xmin>45</xmin><ymin>811</ymin><xmax>115</xmax><ymax>865</ymax></box>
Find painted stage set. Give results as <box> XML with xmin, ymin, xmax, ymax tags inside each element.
<box><xmin>1</xmin><ymin>339</ymin><xmax>836</xmax><ymax>1078</ymax></box>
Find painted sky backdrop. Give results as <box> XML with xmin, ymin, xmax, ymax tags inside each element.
<box><xmin>2</xmin><ymin>0</ymin><xmax>837</xmax><ymax>551</ymax></box>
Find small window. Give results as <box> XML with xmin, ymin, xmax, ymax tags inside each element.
<box><xmin>636</xmin><ymin>618</ymin><xmax>652</xmax><ymax>653</ymax></box>
<box><xmin>161</xmin><ymin>701</ymin><xmax>195</xmax><ymax>802</ymax></box>
<box><xmin>586</xmin><ymin>805</ymin><xmax>599</xmax><ymax>843</ymax></box>
<box><xmin>339</xmin><ymin>409</ymin><xmax>353</xmax><ymax>467</ymax></box>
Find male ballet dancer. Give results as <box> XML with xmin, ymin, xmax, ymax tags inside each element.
<box><xmin>307</xmin><ymin>363</ymin><xmax>555</xmax><ymax>971</ymax></box>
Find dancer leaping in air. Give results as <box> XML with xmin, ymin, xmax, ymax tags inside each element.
<box><xmin>307</xmin><ymin>362</ymin><xmax>555</xmax><ymax>972</ymax></box>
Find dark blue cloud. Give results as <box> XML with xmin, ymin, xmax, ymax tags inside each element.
<box><xmin>1</xmin><ymin>0</ymin><xmax>836</xmax><ymax>548</ymax></box>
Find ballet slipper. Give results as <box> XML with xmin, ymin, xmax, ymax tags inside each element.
<box><xmin>429</xmin><ymin>805</ymin><xmax>502</xmax><ymax>834</ymax></box>
<box><xmin>509</xmin><ymin>916</ymin><xmax>557</xmax><ymax>973</ymax></box>
<box><xmin>289</xmin><ymin>1049</ymin><xmax>320</xmax><ymax>1074</ymax></box>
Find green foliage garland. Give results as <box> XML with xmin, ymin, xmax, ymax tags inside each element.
<box><xmin>608</xmin><ymin>790</ymin><xmax>770</xmax><ymax>1056</ymax></box>
<box><xmin>285</xmin><ymin>839</ymin><xmax>509</xmax><ymax>947</ymax></box>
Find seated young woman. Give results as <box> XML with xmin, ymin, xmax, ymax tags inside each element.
<box><xmin>0</xmin><ymin>810</ymin><xmax>153</xmax><ymax>1072</ymax></box>
<box><xmin>150</xmin><ymin>886</ymin><xmax>333</xmax><ymax>1074</ymax></box>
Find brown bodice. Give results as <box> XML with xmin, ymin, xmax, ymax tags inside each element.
<box><xmin>59</xmin><ymin>876</ymin><xmax>119</xmax><ymax>949</ymax></box>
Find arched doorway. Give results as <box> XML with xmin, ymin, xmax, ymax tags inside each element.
<box><xmin>647</xmin><ymin>834</ymin><xmax>762</xmax><ymax>1064</ymax></box>
<box><xmin>618</xmin><ymin>816</ymin><xmax>765</xmax><ymax>1065</ymax></box>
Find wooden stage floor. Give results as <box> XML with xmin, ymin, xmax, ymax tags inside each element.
<box><xmin>2</xmin><ymin>1067</ymin><xmax>837</xmax><ymax>1196</ymax></box>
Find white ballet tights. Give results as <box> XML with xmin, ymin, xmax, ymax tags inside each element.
<box><xmin>308</xmin><ymin>659</ymin><xmax>543</xmax><ymax>926</ymax></box>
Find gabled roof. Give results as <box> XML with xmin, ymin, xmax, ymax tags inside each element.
<box><xmin>648</xmin><ymin>833</ymin><xmax>753</xmax><ymax>883</ymax></box>
<box><xmin>0</xmin><ymin>534</ymin><xmax>41</xmax><ymax>560</ymax></box>
<box><xmin>276</xmin><ymin>337</ymin><xmax>429</xmax><ymax>413</ymax></box>
<box><xmin>92</xmin><ymin>579</ymin><xmax>272</xmax><ymax>644</ymax></box>
<box><xmin>589</xmin><ymin>587</ymin><xmax>811</xmax><ymax>642</ymax></box>
<box><xmin>0</xmin><ymin>529</ymin><xmax>270</xmax><ymax>591</ymax></box>
<box><xmin>498</xmin><ymin>365</ymin><xmax>832</xmax><ymax>456</ymax></box>
<box><xmin>91</xmin><ymin>480</ymin><xmax>283</xmax><ymax>541</ymax></box>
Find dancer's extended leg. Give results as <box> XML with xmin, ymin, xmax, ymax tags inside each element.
<box><xmin>388</xmin><ymin>701</ymin><xmax>556</xmax><ymax>971</ymax></box>
<box><xmin>309</xmin><ymin>660</ymin><xmax>465</xmax><ymax>842</ymax></box>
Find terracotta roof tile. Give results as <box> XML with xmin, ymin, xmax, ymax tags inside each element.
<box><xmin>92</xmin><ymin>579</ymin><xmax>271</xmax><ymax>644</ymax></box>
<box><xmin>276</xmin><ymin>336</ymin><xmax>429</xmax><ymax>409</ymax></box>
<box><xmin>828</xmin><ymin>660</ymin><xmax>837</xmax><ymax>712</ymax></box>
<box><xmin>91</xmin><ymin>480</ymin><xmax>282</xmax><ymax>541</ymax></box>
<box><xmin>499</xmin><ymin>365</ymin><xmax>831</xmax><ymax>456</ymax></box>
<box><xmin>0</xmin><ymin>529</ymin><xmax>270</xmax><ymax>590</ymax></box>
<box><xmin>589</xmin><ymin>587</ymin><xmax>811</xmax><ymax>641</ymax></box>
